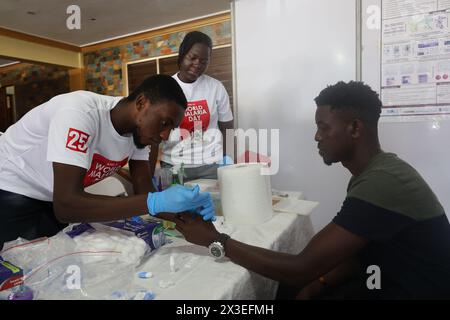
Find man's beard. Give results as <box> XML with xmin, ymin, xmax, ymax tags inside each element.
<box><xmin>321</xmin><ymin>155</ymin><xmax>333</xmax><ymax>166</ymax></box>
<box><xmin>133</xmin><ymin>128</ymin><xmax>146</xmax><ymax>149</ymax></box>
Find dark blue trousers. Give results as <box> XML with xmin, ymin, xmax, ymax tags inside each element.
<box><xmin>0</xmin><ymin>189</ymin><xmax>67</xmax><ymax>250</ymax></box>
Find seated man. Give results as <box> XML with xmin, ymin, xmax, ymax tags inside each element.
<box><xmin>0</xmin><ymin>75</ymin><xmax>215</xmax><ymax>249</ymax></box>
<box><xmin>172</xmin><ymin>81</ymin><xmax>450</xmax><ymax>299</ymax></box>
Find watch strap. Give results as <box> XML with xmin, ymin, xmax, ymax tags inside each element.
<box><xmin>216</xmin><ymin>233</ymin><xmax>230</xmax><ymax>249</ymax></box>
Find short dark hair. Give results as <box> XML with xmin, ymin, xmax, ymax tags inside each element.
<box><xmin>177</xmin><ymin>31</ymin><xmax>213</xmax><ymax>66</ymax></box>
<box><xmin>126</xmin><ymin>74</ymin><xmax>187</xmax><ymax>109</ymax></box>
<box><xmin>314</xmin><ymin>81</ymin><xmax>382</xmax><ymax>126</ymax></box>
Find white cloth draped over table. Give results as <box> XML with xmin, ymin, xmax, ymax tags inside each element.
<box><xmin>135</xmin><ymin>212</ymin><xmax>315</xmax><ymax>300</ymax></box>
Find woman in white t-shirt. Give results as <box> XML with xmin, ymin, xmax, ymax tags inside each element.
<box><xmin>160</xmin><ymin>31</ymin><xmax>234</xmax><ymax>181</ymax></box>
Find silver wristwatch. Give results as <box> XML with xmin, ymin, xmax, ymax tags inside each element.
<box><xmin>208</xmin><ymin>233</ymin><xmax>230</xmax><ymax>259</ymax></box>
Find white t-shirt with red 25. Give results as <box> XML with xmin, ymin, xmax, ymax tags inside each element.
<box><xmin>0</xmin><ymin>91</ymin><xmax>149</xmax><ymax>202</ymax></box>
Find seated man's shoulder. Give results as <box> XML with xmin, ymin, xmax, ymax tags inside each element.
<box><xmin>352</xmin><ymin>152</ymin><xmax>425</xmax><ymax>190</ymax></box>
<box><xmin>348</xmin><ymin>152</ymin><xmax>444</xmax><ymax>221</ymax></box>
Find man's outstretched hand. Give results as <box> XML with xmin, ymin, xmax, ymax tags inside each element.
<box><xmin>173</xmin><ymin>213</ymin><xmax>220</xmax><ymax>247</ymax></box>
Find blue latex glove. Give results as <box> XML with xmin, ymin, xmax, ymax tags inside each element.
<box><xmin>195</xmin><ymin>195</ymin><xmax>216</xmax><ymax>221</ymax></box>
<box><xmin>147</xmin><ymin>184</ymin><xmax>216</xmax><ymax>220</ymax></box>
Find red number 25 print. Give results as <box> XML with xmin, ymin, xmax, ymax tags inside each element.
<box><xmin>66</xmin><ymin>128</ymin><xmax>90</xmax><ymax>153</ymax></box>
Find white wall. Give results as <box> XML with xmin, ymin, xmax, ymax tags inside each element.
<box><xmin>233</xmin><ymin>0</ymin><xmax>357</xmax><ymax>232</ymax></box>
<box><xmin>233</xmin><ymin>0</ymin><xmax>450</xmax><ymax>233</ymax></box>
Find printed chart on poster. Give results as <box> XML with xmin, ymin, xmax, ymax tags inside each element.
<box><xmin>381</xmin><ymin>0</ymin><xmax>450</xmax><ymax>117</ymax></box>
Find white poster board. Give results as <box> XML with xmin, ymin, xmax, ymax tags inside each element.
<box><xmin>363</xmin><ymin>0</ymin><xmax>450</xmax><ymax>220</ymax></box>
<box><xmin>369</xmin><ymin>0</ymin><xmax>450</xmax><ymax>119</ymax></box>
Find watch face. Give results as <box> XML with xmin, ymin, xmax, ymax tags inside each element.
<box><xmin>209</xmin><ymin>243</ymin><xmax>224</xmax><ymax>258</ymax></box>
<box><xmin>211</xmin><ymin>246</ymin><xmax>222</xmax><ymax>257</ymax></box>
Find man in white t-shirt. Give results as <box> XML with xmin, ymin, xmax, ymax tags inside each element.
<box><xmin>0</xmin><ymin>75</ymin><xmax>215</xmax><ymax>249</ymax></box>
<box><xmin>161</xmin><ymin>31</ymin><xmax>234</xmax><ymax>181</ymax></box>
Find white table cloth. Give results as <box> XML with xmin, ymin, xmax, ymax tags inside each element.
<box><xmin>135</xmin><ymin>212</ymin><xmax>315</xmax><ymax>300</ymax></box>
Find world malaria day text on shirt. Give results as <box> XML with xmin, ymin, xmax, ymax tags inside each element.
<box><xmin>180</xmin><ymin>100</ymin><xmax>211</xmax><ymax>134</ymax></box>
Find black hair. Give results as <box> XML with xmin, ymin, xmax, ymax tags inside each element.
<box><xmin>177</xmin><ymin>31</ymin><xmax>213</xmax><ymax>66</ymax></box>
<box><xmin>314</xmin><ymin>81</ymin><xmax>382</xmax><ymax>126</ymax></box>
<box><xmin>126</xmin><ymin>74</ymin><xmax>187</xmax><ymax>109</ymax></box>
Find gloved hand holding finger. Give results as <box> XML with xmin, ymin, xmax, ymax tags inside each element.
<box><xmin>199</xmin><ymin>205</ymin><xmax>216</xmax><ymax>221</ymax></box>
<box><xmin>146</xmin><ymin>184</ymin><xmax>214</xmax><ymax>216</ymax></box>
<box><xmin>194</xmin><ymin>196</ymin><xmax>216</xmax><ymax>221</ymax></box>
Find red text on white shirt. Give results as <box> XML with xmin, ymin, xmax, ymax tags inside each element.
<box><xmin>180</xmin><ymin>100</ymin><xmax>210</xmax><ymax>131</ymax></box>
<box><xmin>83</xmin><ymin>153</ymin><xmax>128</xmax><ymax>187</ymax></box>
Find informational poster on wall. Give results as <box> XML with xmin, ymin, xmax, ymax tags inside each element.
<box><xmin>381</xmin><ymin>0</ymin><xmax>450</xmax><ymax>118</ymax></box>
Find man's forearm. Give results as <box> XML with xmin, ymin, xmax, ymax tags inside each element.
<box><xmin>54</xmin><ymin>192</ymin><xmax>148</xmax><ymax>223</ymax></box>
<box><xmin>296</xmin><ymin>257</ymin><xmax>362</xmax><ymax>299</ymax></box>
<box><xmin>222</xmin><ymin>223</ymin><xmax>365</xmax><ymax>289</ymax></box>
<box><xmin>225</xmin><ymin>239</ymin><xmax>324</xmax><ymax>288</ymax></box>
<box><xmin>320</xmin><ymin>257</ymin><xmax>361</xmax><ymax>287</ymax></box>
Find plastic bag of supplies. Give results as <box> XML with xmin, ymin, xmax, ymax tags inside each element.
<box><xmin>0</xmin><ymin>218</ymin><xmax>166</xmax><ymax>299</ymax></box>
